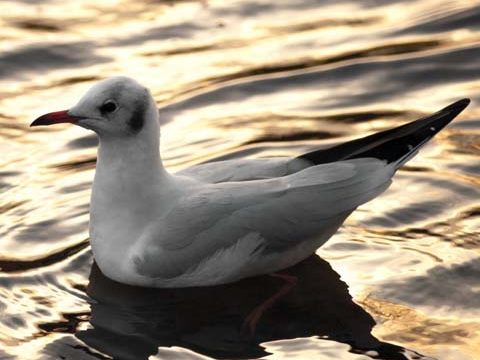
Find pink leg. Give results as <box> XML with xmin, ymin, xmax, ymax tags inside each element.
<box><xmin>242</xmin><ymin>273</ymin><xmax>298</xmax><ymax>336</ymax></box>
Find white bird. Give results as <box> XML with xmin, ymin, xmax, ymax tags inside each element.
<box><xmin>31</xmin><ymin>77</ymin><xmax>470</xmax><ymax>288</ymax></box>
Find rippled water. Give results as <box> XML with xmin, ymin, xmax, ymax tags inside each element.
<box><xmin>1</xmin><ymin>0</ymin><xmax>479</xmax><ymax>359</ymax></box>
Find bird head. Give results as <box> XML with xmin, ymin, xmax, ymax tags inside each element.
<box><xmin>31</xmin><ymin>76</ymin><xmax>157</xmax><ymax>138</ymax></box>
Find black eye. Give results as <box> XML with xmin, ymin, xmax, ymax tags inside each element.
<box><xmin>100</xmin><ymin>100</ymin><xmax>117</xmax><ymax>114</ymax></box>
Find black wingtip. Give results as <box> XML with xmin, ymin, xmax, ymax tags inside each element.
<box><xmin>298</xmin><ymin>98</ymin><xmax>471</xmax><ymax>166</ymax></box>
<box><xmin>441</xmin><ymin>98</ymin><xmax>470</xmax><ymax>116</ymax></box>
<box><xmin>424</xmin><ymin>98</ymin><xmax>470</xmax><ymax>135</ymax></box>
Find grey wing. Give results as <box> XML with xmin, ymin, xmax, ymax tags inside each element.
<box><xmin>175</xmin><ymin>157</ymin><xmax>311</xmax><ymax>183</ymax></box>
<box><xmin>137</xmin><ymin>158</ymin><xmax>394</xmax><ymax>280</ymax></box>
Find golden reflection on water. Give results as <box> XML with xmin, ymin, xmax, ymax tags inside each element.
<box><xmin>1</xmin><ymin>0</ymin><xmax>479</xmax><ymax>359</ymax></box>
<box><xmin>361</xmin><ymin>296</ymin><xmax>480</xmax><ymax>360</ymax></box>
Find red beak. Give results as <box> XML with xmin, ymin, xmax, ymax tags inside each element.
<box><xmin>30</xmin><ymin>110</ymin><xmax>85</xmax><ymax>127</ymax></box>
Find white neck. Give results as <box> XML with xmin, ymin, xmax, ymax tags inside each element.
<box><xmin>89</xmin><ymin>107</ymin><xmax>177</xmax><ymax>256</ymax></box>
<box><xmin>96</xmin><ymin>134</ymin><xmax>165</xmax><ymax>182</ymax></box>
<box><xmin>95</xmin><ymin>101</ymin><xmax>169</xmax><ymax>192</ymax></box>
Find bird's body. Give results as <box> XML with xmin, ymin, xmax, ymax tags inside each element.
<box><xmin>31</xmin><ymin>77</ymin><xmax>470</xmax><ymax>288</ymax></box>
<box><xmin>91</xmin><ymin>154</ymin><xmax>391</xmax><ymax>287</ymax></box>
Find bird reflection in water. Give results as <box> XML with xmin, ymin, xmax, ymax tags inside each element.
<box><xmin>78</xmin><ymin>255</ymin><xmax>428</xmax><ymax>360</ymax></box>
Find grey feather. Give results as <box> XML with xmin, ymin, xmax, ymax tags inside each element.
<box><xmin>135</xmin><ymin>158</ymin><xmax>393</xmax><ymax>279</ymax></box>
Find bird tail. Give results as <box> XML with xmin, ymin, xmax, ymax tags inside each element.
<box><xmin>298</xmin><ymin>98</ymin><xmax>470</xmax><ymax>170</ymax></box>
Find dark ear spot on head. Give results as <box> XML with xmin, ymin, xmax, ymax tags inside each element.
<box><xmin>128</xmin><ymin>100</ymin><xmax>145</xmax><ymax>133</ymax></box>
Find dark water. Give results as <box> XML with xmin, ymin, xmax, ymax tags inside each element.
<box><xmin>1</xmin><ymin>0</ymin><xmax>479</xmax><ymax>359</ymax></box>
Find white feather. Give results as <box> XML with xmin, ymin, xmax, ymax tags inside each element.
<box><xmin>64</xmin><ymin>77</ymin><xmax>410</xmax><ymax>288</ymax></box>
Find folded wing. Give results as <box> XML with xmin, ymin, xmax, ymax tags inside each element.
<box><xmin>176</xmin><ymin>157</ymin><xmax>310</xmax><ymax>183</ymax></box>
<box><xmin>136</xmin><ymin>158</ymin><xmax>393</xmax><ymax>280</ymax></box>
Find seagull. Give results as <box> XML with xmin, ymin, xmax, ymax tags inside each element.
<box><xmin>31</xmin><ymin>77</ymin><xmax>470</xmax><ymax>289</ymax></box>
